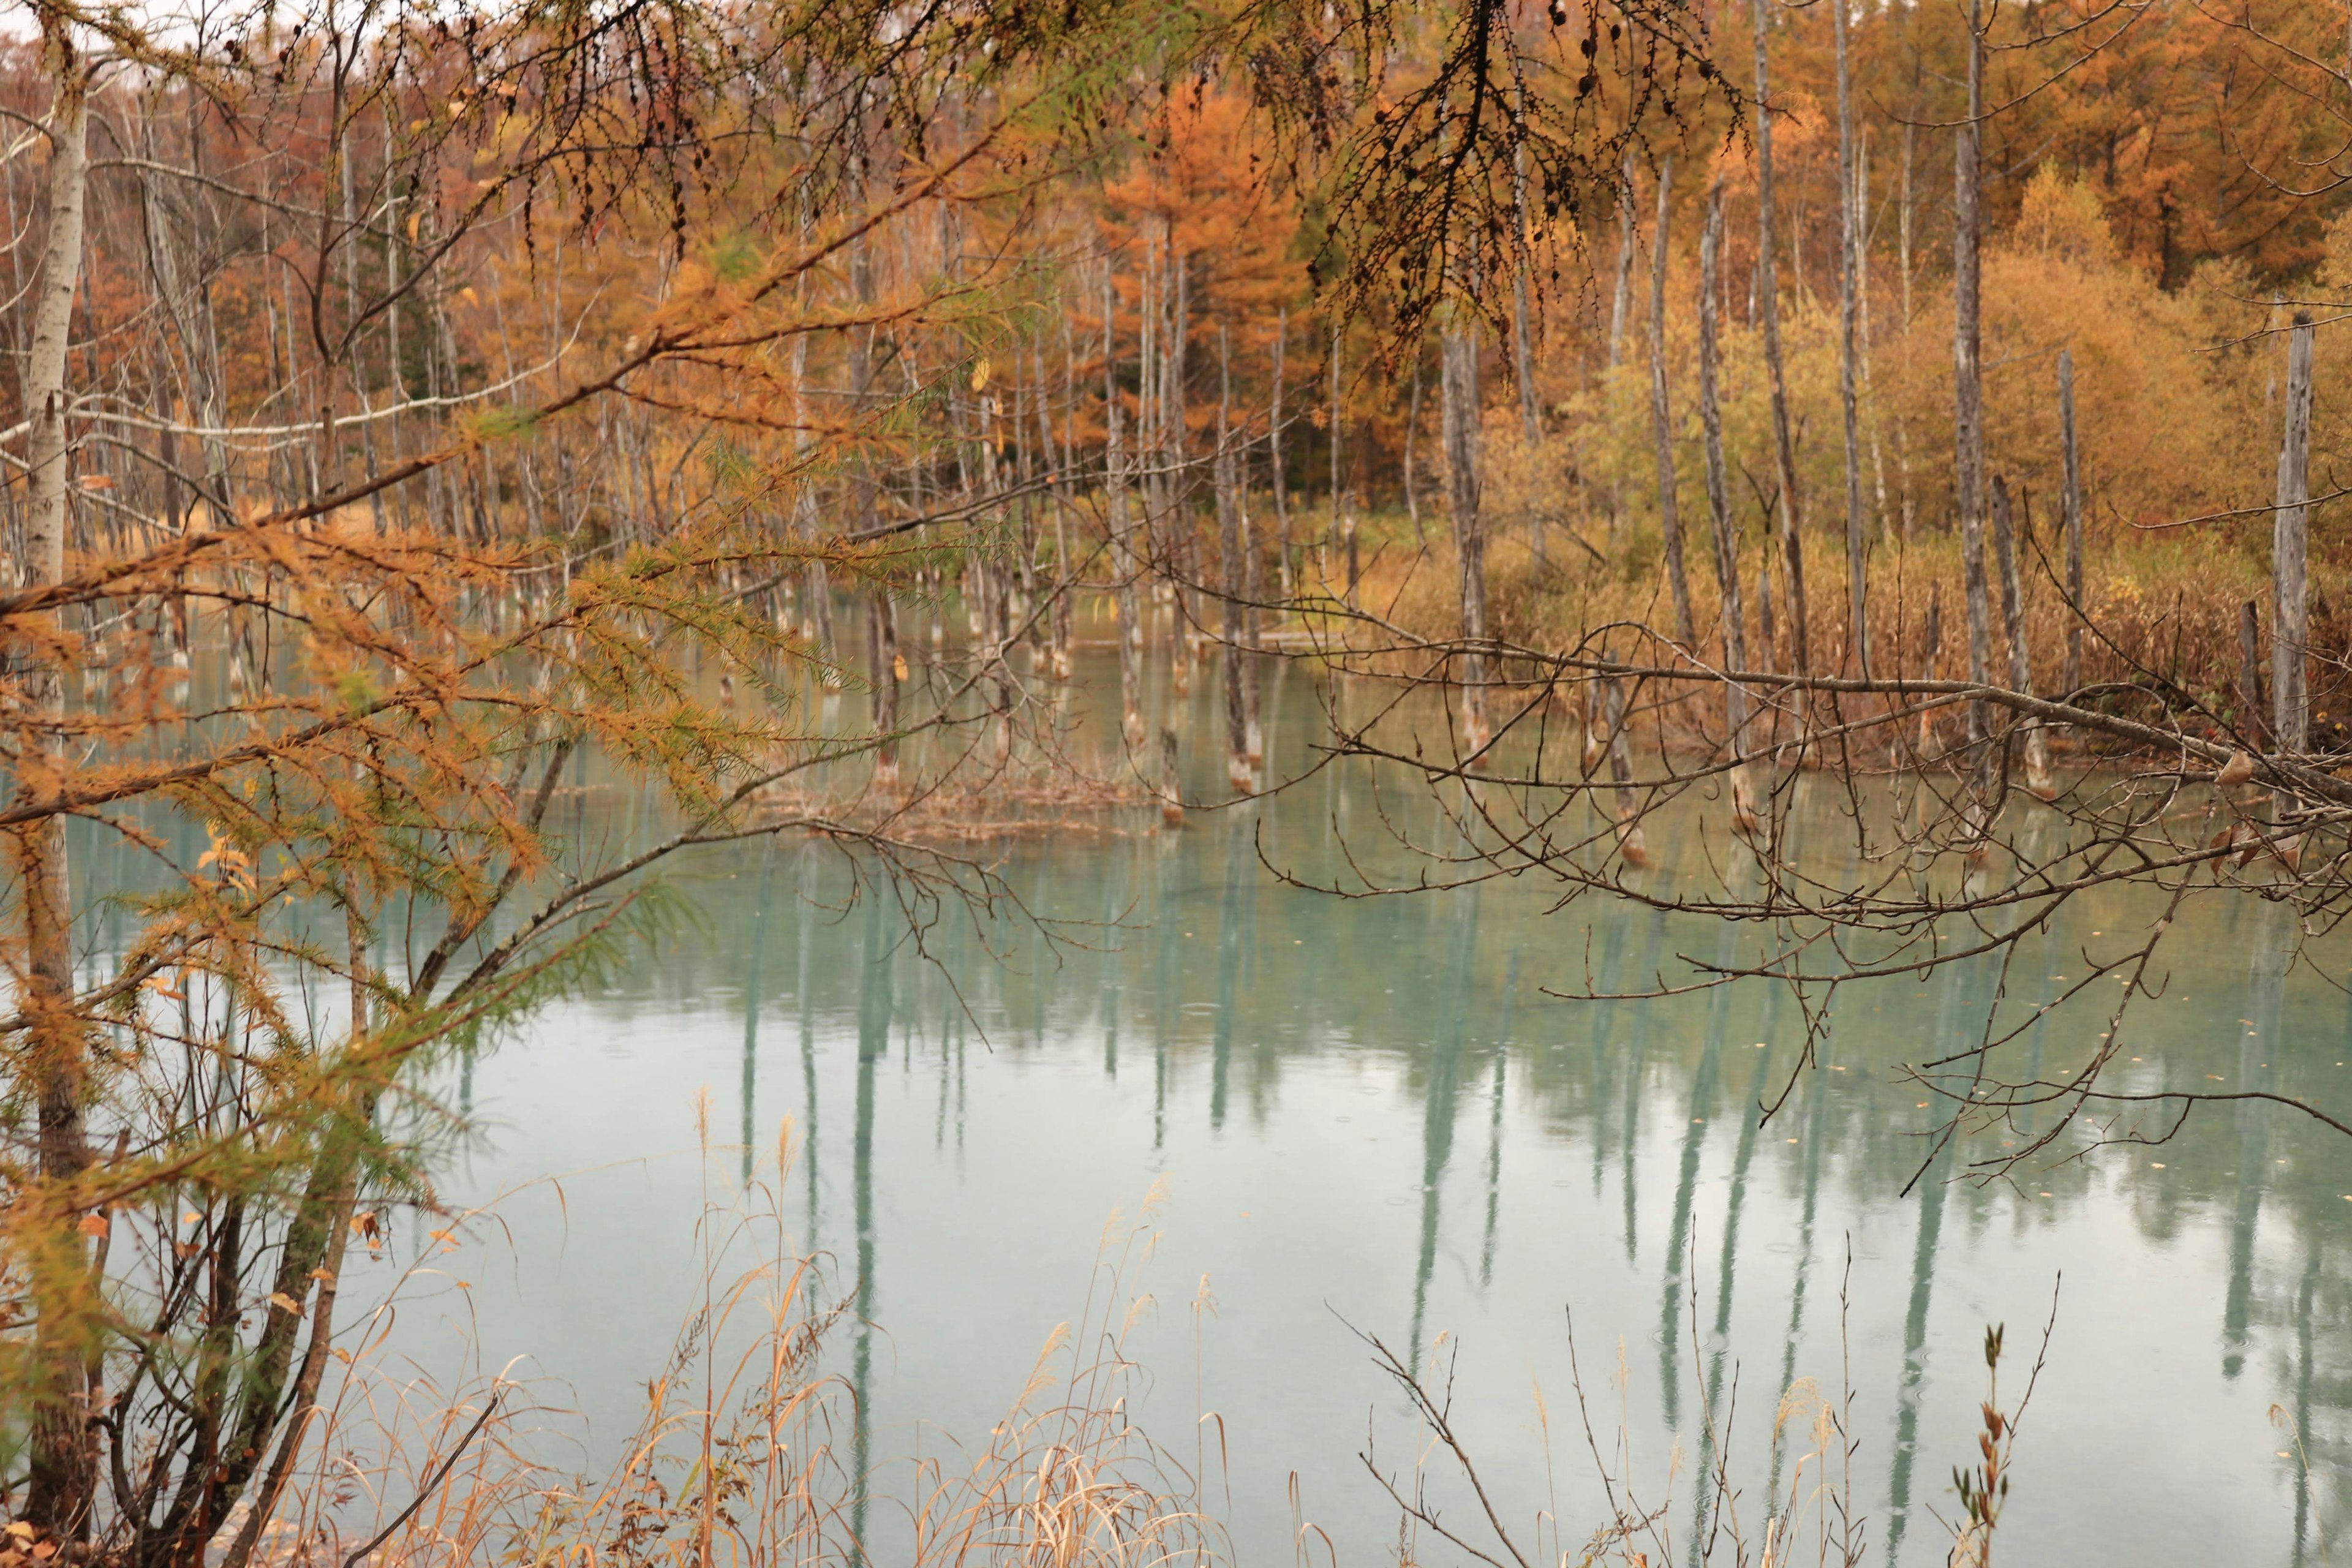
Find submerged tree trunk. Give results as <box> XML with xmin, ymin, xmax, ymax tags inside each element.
<box><xmin>1834</xmin><ymin>0</ymin><xmax>1869</xmax><ymax>676</ymax></box>
<box><xmin>1751</xmin><ymin>0</ymin><xmax>1808</xmax><ymax>674</ymax></box>
<box><xmin>1698</xmin><ymin>184</ymin><xmax>1757</xmax><ymax>834</ymax></box>
<box><xmin>19</xmin><ymin>31</ymin><xmax>96</xmax><ymax>1537</ymax></box>
<box><xmin>1442</xmin><ymin>325</ymin><xmax>1488</xmax><ymax>760</ymax></box>
<box><xmin>1218</xmin><ymin>327</ymin><xmax>1250</xmax><ymax>791</ymax></box>
<box><xmin>1953</xmin><ymin>0</ymin><xmax>1994</xmax><ymax>776</ymax></box>
<box><xmin>1646</xmin><ymin>157</ymin><xmax>1695</xmax><ymax>646</ymax></box>
<box><xmin>2274</xmin><ymin>313</ymin><xmax>2315</xmax><ymax>769</ymax></box>
<box><xmin>1107</xmin><ymin>262</ymin><xmax>1144</xmax><ymax>750</ymax></box>
<box><xmin>1990</xmin><ymin>477</ymin><xmax>2051</xmax><ymax>799</ymax></box>
<box><xmin>2059</xmin><ymin>348</ymin><xmax>2084</xmax><ymax>696</ymax></box>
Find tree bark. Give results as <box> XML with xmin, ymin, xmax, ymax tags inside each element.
<box><xmin>1953</xmin><ymin>0</ymin><xmax>1994</xmax><ymax>771</ymax></box>
<box><xmin>1442</xmin><ymin>325</ymin><xmax>1488</xmax><ymax>760</ymax></box>
<box><xmin>2274</xmin><ymin>313</ymin><xmax>2315</xmax><ymax>759</ymax></box>
<box><xmin>1645</xmin><ymin>160</ymin><xmax>1695</xmax><ymax>646</ymax></box>
<box><xmin>18</xmin><ymin>30</ymin><xmax>95</xmax><ymax>1536</ymax></box>
<box><xmin>1510</xmin><ymin>86</ymin><xmax>1543</xmax><ymax>564</ymax></box>
<box><xmin>1106</xmin><ymin>260</ymin><xmax>1144</xmax><ymax>748</ymax></box>
<box><xmin>1218</xmin><ymin>326</ymin><xmax>1249</xmax><ymax>790</ymax></box>
<box><xmin>1698</xmin><ymin>184</ymin><xmax>1757</xmax><ymax>833</ymax></box>
<box><xmin>2059</xmin><ymin>348</ymin><xmax>2084</xmax><ymax>695</ymax></box>
<box><xmin>1990</xmin><ymin>476</ymin><xmax>2051</xmax><ymax>798</ymax></box>
<box><xmin>1751</xmin><ymin>0</ymin><xmax>1809</xmax><ymax>673</ymax></box>
<box><xmin>1605</xmin><ymin>149</ymin><xmax>1637</xmax><ymax>554</ymax></box>
<box><xmin>1834</xmin><ymin>0</ymin><xmax>1869</xmax><ymax>676</ymax></box>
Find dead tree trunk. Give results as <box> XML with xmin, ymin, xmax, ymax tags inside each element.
<box><xmin>1217</xmin><ymin>326</ymin><xmax>1250</xmax><ymax>791</ymax></box>
<box><xmin>1106</xmin><ymin>261</ymin><xmax>1144</xmax><ymax>749</ymax></box>
<box><xmin>1442</xmin><ymin>324</ymin><xmax>1488</xmax><ymax>760</ymax></box>
<box><xmin>1605</xmin><ymin>149</ymin><xmax>1637</xmax><ymax>554</ymax></box>
<box><xmin>2059</xmin><ymin>348</ymin><xmax>2084</xmax><ymax>696</ymax></box>
<box><xmin>18</xmin><ymin>29</ymin><xmax>94</xmax><ymax>1537</ymax></box>
<box><xmin>2238</xmin><ymin>600</ymin><xmax>2266</xmax><ymax>748</ymax></box>
<box><xmin>1990</xmin><ymin>477</ymin><xmax>2051</xmax><ymax>798</ymax></box>
<box><xmin>1953</xmin><ymin>0</ymin><xmax>1994</xmax><ymax>778</ymax></box>
<box><xmin>1510</xmin><ymin>85</ymin><xmax>1544</xmax><ymax>565</ymax></box>
<box><xmin>2274</xmin><ymin>312</ymin><xmax>2315</xmax><ymax>764</ymax></box>
<box><xmin>1834</xmin><ymin>0</ymin><xmax>1869</xmax><ymax>676</ymax></box>
<box><xmin>1698</xmin><ymin>184</ymin><xmax>1757</xmax><ymax>834</ymax></box>
<box><xmin>1646</xmin><ymin>157</ymin><xmax>1695</xmax><ymax>646</ymax></box>
<box><xmin>1751</xmin><ymin>0</ymin><xmax>1808</xmax><ymax>673</ymax></box>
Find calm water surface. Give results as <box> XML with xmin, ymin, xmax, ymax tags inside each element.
<box><xmin>377</xmin><ymin>649</ymin><xmax>2351</xmax><ymax>1566</ymax></box>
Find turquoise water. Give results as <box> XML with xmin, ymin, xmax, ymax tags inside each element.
<box><xmin>358</xmin><ymin>644</ymin><xmax>2351</xmax><ymax>1565</ymax></box>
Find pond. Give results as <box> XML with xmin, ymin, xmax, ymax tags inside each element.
<box><xmin>377</xmin><ymin>641</ymin><xmax>2348</xmax><ymax>1566</ymax></box>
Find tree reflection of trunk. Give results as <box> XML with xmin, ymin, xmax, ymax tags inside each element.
<box><xmin>2291</xmin><ymin>1228</ymin><xmax>2319</xmax><ymax>1566</ymax></box>
<box><xmin>740</xmin><ymin>834</ymin><xmax>777</xmax><ymax>1185</ymax></box>
<box><xmin>1152</xmin><ymin>828</ymin><xmax>1181</xmax><ymax>1154</ymax></box>
<box><xmin>1620</xmin><ymin>897</ymin><xmax>1674</xmax><ymax>1263</ymax></box>
<box><xmin>1586</xmin><ymin>905</ymin><xmax>1632</xmax><ymax>1196</ymax></box>
<box><xmin>1883</xmin><ymin>953</ymin><xmax>1979</xmax><ymax>1568</ymax></box>
<box><xmin>1691</xmin><ymin>984</ymin><xmax>1780</xmax><ymax>1553</ymax></box>
<box><xmin>1210</xmin><ymin>808</ymin><xmax>1253</xmax><ymax>1132</ymax></box>
<box><xmin>797</xmin><ymin>843</ymin><xmax>822</xmax><ymax>1245</ymax></box>
<box><xmin>1764</xmin><ymin>972</ymin><xmax>1822</xmax><ymax>1521</ymax></box>
<box><xmin>1099</xmin><ymin>841</ymin><xmax>1128</xmax><ymax>1077</ymax></box>
<box><xmin>851</xmin><ymin>891</ymin><xmax>893</xmax><ymax>1568</ymax></box>
<box><xmin>1409</xmin><ymin>882</ymin><xmax>1482</xmax><ymax>1371</ymax></box>
<box><xmin>1479</xmin><ymin>948</ymin><xmax>1521</xmax><ymax>1287</ymax></box>
<box><xmin>1660</xmin><ymin>919</ymin><xmax>1739</xmax><ymax>1431</ymax></box>
<box><xmin>2227</xmin><ymin>895</ymin><xmax>2291</xmax><ymax>1379</ymax></box>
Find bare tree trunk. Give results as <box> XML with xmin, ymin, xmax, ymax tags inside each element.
<box><xmin>1834</xmin><ymin>0</ymin><xmax>1869</xmax><ymax>676</ymax></box>
<box><xmin>1510</xmin><ymin>85</ymin><xmax>1544</xmax><ymax>565</ymax></box>
<box><xmin>1217</xmin><ymin>326</ymin><xmax>1250</xmax><ymax>791</ymax></box>
<box><xmin>1605</xmin><ymin>149</ymin><xmax>1637</xmax><ymax>554</ymax></box>
<box><xmin>1645</xmin><ymin>157</ymin><xmax>1695</xmax><ymax>646</ymax></box>
<box><xmin>18</xmin><ymin>29</ymin><xmax>94</xmax><ymax>1537</ymax></box>
<box><xmin>2274</xmin><ymin>313</ymin><xmax>2315</xmax><ymax>764</ymax></box>
<box><xmin>1037</xmin><ymin>336</ymin><xmax>1074</xmax><ymax>680</ymax></box>
<box><xmin>1403</xmin><ymin>351</ymin><xmax>1423</xmax><ymax>543</ymax></box>
<box><xmin>1604</xmin><ymin>674</ymin><xmax>1646</xmax><ymax>864</ymax></box>
<box><xmin>1894</xmin><ymin>121</ymin><xmax>1917</xmax><ymax>541</ymax></box>
<box><xmin>1106</xmin><ymin>260</ymin><xmax>1144</xmax><ymax>749</ymax></box>
<box><xmin>2238</xmin><ymin>600</ymin><xmax>2267</xmax><ymax>748</ymax></box>
<box><xmin>1167</xmin><ymin>235</ymin><xmax>1194</xmax><ymax>696</ymax></box>
<box><xmin>1698</xmin><ymin>184</ymin><xmax>1757</xmax><ymax>834</ymax></box>
<box><xmin>1751</xmin><ymin>0</ymin><xmax>1808</xmax><ymax>673</ymax></box>
<box><xmin>1442</xmin><ymin>325</ymin><xmax>1488</xmax><ymax>760</ymax></box>
<box><xmin>1953</xmin><ymin>0</ymin><xmax>1994</xmax><ymax>774</ymax></box>
<box><xmin>2059</xmin><ymin>348</ymin><xmax>2084</xmax><ymax>695</ymax></box>
<box><xmin>1270</xmin><ymin>305</ymin><xmax>1289</xmax><ymax>595</ymax></box>
<box><xmin>1160</xmin><ymin>727</ymin><xmax>1184</xmax><ymax>827</ymax></box>
<box><xmin>1990</xmin><ymin>476</ymin><xmax>2051</xmax><ymax>798</ymax></box>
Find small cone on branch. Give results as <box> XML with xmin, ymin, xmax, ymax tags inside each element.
<box><xmin>2216</xmin><ymin>751</ymin><xmax>2256</xmax><ymax>789</ymax></box>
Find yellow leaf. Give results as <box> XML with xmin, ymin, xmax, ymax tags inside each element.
<box><xmin>892</xmin><ymin>654</ymin><xmax>908</xmax><ymax>682</ymax></box>
<box><xmin>77</xmin><ymin>1213</ymin><xmax>109</xmax><ymax>1240</ymax></box>
<box><xmin>969</xmin><ymin>356</ymin><xmax>991</xmax><ymax>393</ymax></box>
<box><xmin>428</xmin><ymin>1228</ymin><xmax>454</xmax><ymax>1243</ymax></box>
<box><xmin>310</xmin><ymin>1267</ymin><xmax>336</xmax><ymax>1283</ymax></box>
<box><xmin>268</xmin><ymin>1292</ymin><xmax>303</xmax><ymax>1316</ymax></box>
<box><xmin>181</xmin><ymin>1212</ymin><xmax>200</xmax><ymax>1226</ymax></box>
